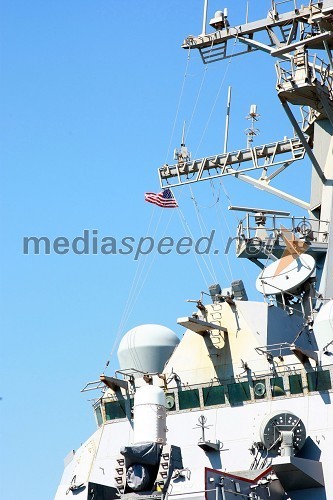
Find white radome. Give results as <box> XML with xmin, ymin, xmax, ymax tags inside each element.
<box><xmin>117</xmin><ymin>324</ymin><xmax>179</xmax><ymax>374</ymax></box>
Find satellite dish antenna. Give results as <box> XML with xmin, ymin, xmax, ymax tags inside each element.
<box><xmin>256</xmin><ymin>254</ymin><xmax>316</xmax><ymax>295</ymax></box>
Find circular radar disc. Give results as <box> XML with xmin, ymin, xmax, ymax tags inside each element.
<box><xmin>260</xmin><ymin>410</ymin><xmax>306</xmax><ymax>455</ymax></box>
<box><xmin>256</xmin><ymin>254</ymin><xmax>315</xmax><ymax>295</ymax></box>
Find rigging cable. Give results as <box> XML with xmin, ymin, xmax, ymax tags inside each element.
<box><xmin>214</xmin><ymin>177</ymin><xmax>254</xmax><ymax>283</ymax></box>
<box><xmin>148</xmin><ymin>34</ymin><xmax>233</xmax><ymax>297</ymax></box>
<box><xmin>177</xmin><ymin>34</ymin><xmax>241</xmax><ymax>286</ymax></box>
<box><xmin>103</xmin><ymin>31</ymin><xmax>241</xmax><ymax>373</ymax></box>
<box><xmin>209</xmin><ymin>180</ymin><xmax>234</xmax><ymax>282</ymax></box>
<box><xmin>189</xmin><ymin>185</ymin><xmax>220</xmax><ymax>283</ymax></box>
<box><xmin>117</xmin><ymin>207</ymin><xmax>161</xmax><ymax>330</ymax></box>
<box><xmin>103</xmin><ymin>188</ymin><xmax>186</xmax><ymax>373</ymax></box>
<box><xmin>125</xmin><ymin>199</ymin><xmax>182</xmax><ymax>317</ymax></box>
<box><xmin>103</xmin><ymin>45</ymin><xmax>192</xmax><ymax>373</ymax></box>
<box><xmin>185</xmin><ymin>40</ymin><xmax>214</xmax><ymax>142</ymax></box>
<box><xmin>127</xmin><ymin>187</ymin><xmax>221</xmax><ymax>300</ymax></box>
<box><xmin>193</xmin><ymin>31</ymin><xmax>239</xmax><ymax>159</ymax></box>
<box><xmin>165</xmin><ymin>47</ymin><xmax>192</xmax><ymax>163</ymax></box>
<box><xmin>178</xmin><ymin>209</ymin><xmax>210</xmax><ymax>288</ymax></box>
<box><xmin>103</xmin><ymin>205</ymin><xmax>163</xmax><ymax>372</ymax></box>
<box><xmin>122</xmin><ymin>190</ymin><xmax>184</xmax><ymax>318</ymax></box>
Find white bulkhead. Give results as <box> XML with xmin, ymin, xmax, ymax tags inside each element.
<box><xmin>133</xmin><ymin>385</ymin><xmax>167</xmax><ymax>445</ymax></box>
<box><xmin>313</xmin><ymin>299</ymin><xmax>333</xmax><ymax>350</ymax></box>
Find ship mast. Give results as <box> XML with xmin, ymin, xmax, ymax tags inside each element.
<box><xmin>159</xmin><ymin>0</ymin><xmax>333</xmax><ymax>301</ymax></box>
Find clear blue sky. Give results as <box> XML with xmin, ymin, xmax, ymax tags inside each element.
<box><xmin>0</xmin><ymin>1</ymin><xmax>310</xmax><ymax>498</ymax></box>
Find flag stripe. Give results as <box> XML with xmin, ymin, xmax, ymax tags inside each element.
<box><xmin>144</xmin><ymin>188</ymin><xmax>178</xmax><ymax>208</ymax></box>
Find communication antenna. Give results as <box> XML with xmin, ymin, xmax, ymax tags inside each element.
<box><xmin>256</xmin><ymin>254</ymin><xmax>316</xmax><ymax>296</ymax></box>
<box><xmin>223</xmin><ymin>86</ymin><xmax>232</xmax><ymax>153</ymax></box>
<box><xmin>174</xmin><ymin>121</ymin><xmax>191</xmax><ymax>163</ymax></box>
<box><xmin>201</xmin><ymin>0</ymin><xmax>209</xmax><ymax>35</ymax></box>
<box><xmin>245</xmin><ymin>104</ymin><xmax>260</xmax><ymax>148</ymax></box>
<box><xmin>181</xmin><ymin>120</ymin><xmax>186</xmax><ymax>147</ymax></box>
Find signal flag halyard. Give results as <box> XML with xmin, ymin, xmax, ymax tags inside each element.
<box><xmin>144</xmin><ymin>188</ymin><xmax>178</xmax><ymax>208</ymax></box>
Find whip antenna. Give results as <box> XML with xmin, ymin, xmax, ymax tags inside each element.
<box><xmin>223</xmin><ymin>86</ymin><xmax>232</xmax><ymax>153</ymax></box>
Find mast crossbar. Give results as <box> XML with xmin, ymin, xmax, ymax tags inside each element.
<box><xmin>159</xmin><ymin>138</ymin><xmax>305</xmax><ymax>188</ymax></box>
<box><xmin>184</xmin><ymin>2</ymin><xmax>333</xmax><ymax>64</ymax></box>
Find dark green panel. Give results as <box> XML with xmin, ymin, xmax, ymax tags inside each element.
<box><xmin>270</xmin><ymin>377</ymin><xmax>285</xmax><ymax>397</ymax></box>
<box><xmin>307</xmin><ymin>370</ymin><xmax>332</xmax><ymax>392</ymax></box>
<box><xmin>178</xmin><ymin>389</ymin><xmax>200</xmax><ymax>410</ymax></box>
<box><xmin>289</xmin><ymin>374</ymin><xmax>303</xmax><ymax>395</ymax></box>
<box><xmin>105</xmin><ymin>400</ymin><xmax>127</xmax><ymax>420</ymax></box>
<box><xmin>95</xmin><ymin>405</ymin><xmax>103</xmax><ymax>427</ymax></box>
<box><xmin>203</xmin><ymin>385</ymin><xmax>225</xmax><ymax>406</ymax></box>
<box><xmin>227</xmin><ymin>382</ymin><xmax>250</xmax><ymax>405</ymax></box>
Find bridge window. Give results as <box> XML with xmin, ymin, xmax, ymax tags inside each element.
<box><xmin>105</xmin><ymin>400</ymin><xmax>127</xmax><ymax>420</ymax></box>
<box><xmin>270</xmin><ymin>377</ymin><xmax>285</xmax><ymax>397</ymax></box>
<box><xmin>178</xmin><ymin>389</ymin><xmax>200</xmax><ymax>410</ymax></box>
<box><xmin>203</xmin><ymin>385</ymin><xmax>225</xmax><ymax>406</ymax></box>
<box><xmin>307</xmin><ymin>370</ymin><xmax>332</xmax><ymax>392</ymax></box>
<box><xmin>95</xmin><ymin>405</ymin><xmax>103</xmax><ymax>427</ymax></box>
<box><xmin>227</xmin><ymin>382</ymin><xmax>250</xmax><ymax>405</ymax></box>
<box><xmin>289</xmin><ymin>374</ymin><xmax>303</xmax><ymax>394</ymax></box>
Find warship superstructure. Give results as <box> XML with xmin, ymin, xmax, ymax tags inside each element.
<box><xmin>55</xmin><ymin>1</ymin><xmax>333</xmax><ymax>498</ymax></box>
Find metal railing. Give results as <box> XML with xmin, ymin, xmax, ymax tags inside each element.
<box><xmin>271</xmin><ymin>0</ymin><xmax>321</xmax><ymax>14</ymax></box>
<box><xmin>276</xmin><ymin>53</ymin><xmax>333</xmax><ymax>95</ymax></box>
<box><xmin>272</xmin><ymin>0</ymin><xmax>299</xmax><ymax>9</ymax></box>
<box><xmin>236</xmin><ymin>214</ymin><xmax>329</xmax><ymax>244</ymax></box>
<box><xmin>269</xmin><ymin>0</ymin><xmax>300</xmax><ymax>20</ymax></box>
<box><xmin>255</xmin><ymin>342</ymin><xmax>295</xmax><ymax>358</ymax></box>
<box><xmin>300</xmin><ymin>105</ymin><xmax>319</xmax><ymax>131</ymax></box>
<box><xmin>311</xmin><ymin>53</ymin><xmax>333</xmax><ymax>92</ymax></box>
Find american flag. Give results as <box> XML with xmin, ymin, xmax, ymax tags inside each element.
<box><xmin>144</xmin><ymin>188</ymin><xmax>178</xmax><ymax>208</ymax></box>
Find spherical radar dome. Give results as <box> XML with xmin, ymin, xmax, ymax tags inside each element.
<box><xmin>117</xmin><ymin>324</ymin><xmax>179</xmax><ymax>375</ymax></box>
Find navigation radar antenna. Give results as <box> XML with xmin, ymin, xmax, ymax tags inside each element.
<box><xmin>245</xmin><ymin>104</ymin><xmax>260</xmax><ymax>148</ymax></box>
